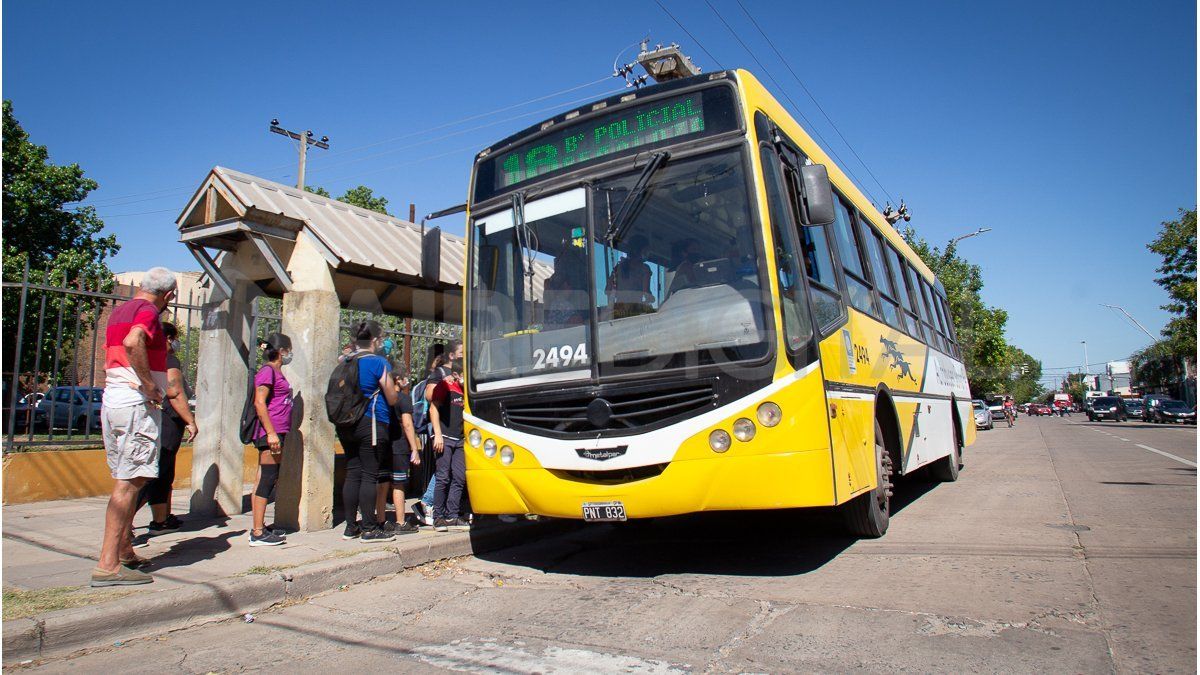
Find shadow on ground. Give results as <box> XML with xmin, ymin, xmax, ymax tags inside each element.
<box><xmin>474</xmin><ymin>474</ymin><xmax>940</xmax><ymax>578</ymax></box>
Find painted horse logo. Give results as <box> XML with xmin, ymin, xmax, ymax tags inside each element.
<box><xmin>880</xmin><ymin>336</ymin><xmax>918</xmax><ymax>383</ymax></box>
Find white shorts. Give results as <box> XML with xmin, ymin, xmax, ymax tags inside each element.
<box><xmin>102</xmin><ymin>404</ymin><xmax>161</xmax><ymax>481</ymax></box>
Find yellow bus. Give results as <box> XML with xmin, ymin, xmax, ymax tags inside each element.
<box><xmin>457</xmin><ymin>69</ymin><xmax>974</xmax><ymax>536</ymax></box>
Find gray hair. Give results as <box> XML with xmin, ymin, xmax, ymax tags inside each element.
<box><xmin>139</xmin><ymin>267</ymin><xmax>177</xmax><ymax>296</ymax></box>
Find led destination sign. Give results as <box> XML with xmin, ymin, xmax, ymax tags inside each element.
<box><xmin>474</xmin><ymin>85</ymin><xmax>737</xmax><ymax>203</ymax></box>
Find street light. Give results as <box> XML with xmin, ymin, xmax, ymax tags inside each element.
<box><xmin>1101</xmin><ymin>303</ymin><xmax>1191</xmax><ymax>380</ymax></box>
<box><xmin>948</xmin><ymin>227</ymin><xmax>992</xmax><ymax>248</ymax></box>
<box><xmin>943</xmin><ymin>228</ymin><xmax>991</xmax><ymax>262</ymax></box>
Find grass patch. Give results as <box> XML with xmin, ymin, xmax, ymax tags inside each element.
<box><xmin>241</xmin><ymin>563</ymin><xmax>298</xmax><ymax>576</ymax></box>
<box><xmin>3</xmin><ymin>586</ymin><xmax>136</xmax><ymax>620</ymax></box>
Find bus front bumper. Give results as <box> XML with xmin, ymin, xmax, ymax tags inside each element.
<box><xmin>466</xmin><ymin>449</ymin><xmax>837</xmax><ymax>520</ymax></box>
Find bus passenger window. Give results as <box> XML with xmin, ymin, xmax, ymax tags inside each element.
<box><xmin>862</xmin><ymin>226</ymin><xmax>901</xmax><ymax>329</ymax></box>
<box><xmin>831</xmin><ymin>200</ymin><xmax>875</xmax><ymax>317</ymax></box>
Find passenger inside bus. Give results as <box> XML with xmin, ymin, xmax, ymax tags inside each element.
<box><xmin>543</xmin><ymin>234</ymin><xmax>589</xmax><ymax>330</ymax></box>
<box><xmin>604</xmin><ymin>234</ymin><xmax>654</xmax><ymax>318</ymax></box>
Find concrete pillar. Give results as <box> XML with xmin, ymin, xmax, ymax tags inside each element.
<box><xmin>275</xmin><ymin>232</ymin><xmax>341</xmax><ymax>532</ymax></box>
<box><xmin>189</xmin><ymin>245</ymin><xmax>257</xmax><ymax>517</ymax></box>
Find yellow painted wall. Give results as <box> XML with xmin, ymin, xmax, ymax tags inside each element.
<box><xmin>2</xmin><ymin>444</ymin><xmax>344</xmax><ymax>505</ymax></box>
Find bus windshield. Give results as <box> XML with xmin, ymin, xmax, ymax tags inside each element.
<box><xmin>469</xmin><ymin>147</ymin><xmax>771</xmax><ymax>390</ymax></box>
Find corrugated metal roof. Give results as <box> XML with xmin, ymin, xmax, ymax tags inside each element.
<box><xmin>204</xmin><ymin>166</ymin><xmax>466</xmax><ymax>287</ymax></box>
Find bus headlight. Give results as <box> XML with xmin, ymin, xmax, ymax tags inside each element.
<box><xmin>732</xmin><ymin>418</ymin><xmax>756</xmax><ymax>442</ymax></box>
<box><xmin>468</xmin><ymin>429</ymin><xmax>482</xmax><ymax>448</ymax></box>
<box><xmin>757</xmin><ymin>402</ymin><xmax>782</xmax><ymax>427</ymax></box>
<box><xmin>500</xmin><ymin>446</ymin><xmax>515</xmax><ymax>465</ymax></box>
<box><xmin>484</xmin><ymin>438</ymin><xmax>498</xmax><ymax>458</ymax></box>
<box><xmin>709</xmin><ymin>429</ymin><xmax>732</xmax><ymax>453</ymax></box>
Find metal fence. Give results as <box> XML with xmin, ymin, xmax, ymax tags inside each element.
<box><xmin>3</xmin><ymin>264</ymin><xmax>460</xmax><ymax>451</ymax></box>
<box><xmin>2</xmin><ymin>263</ymin><xmax>204</xmax><ymax>450</ymax></box>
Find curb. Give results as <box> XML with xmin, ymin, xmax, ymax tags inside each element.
<box><xmin>3</xmin><ymin>519</ymin><xmax>558</xmax><ymax>663</ymax></box>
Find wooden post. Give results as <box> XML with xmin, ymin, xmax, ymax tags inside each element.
<box><xmin>404</xmin><ymin>202</ymin><xmax>415</xmax><ymax>375</ymax></box>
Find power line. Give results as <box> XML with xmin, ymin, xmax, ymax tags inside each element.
<box><xmin>67</xmin><ymin>76</ymin><xmax>618</xmax><ymax>209</ymax></box>
<box><xmin>735</xmin><ymin>0</ymin><xmax>898</xmax><ymax>208</ymax></box>
<box><xmin>702</xmin><ymin>0</ymin><xmax>881</xmax><ymax>207</ymax></box>
<box><xmin>302</xmin><ymin>87</ymin><xmax>627</xmax><ymax>179</ymax></box>
<box><xmin>653</xmin><ymin>0</ymin><xmax>724</xmax><ymax>70</ymax></box>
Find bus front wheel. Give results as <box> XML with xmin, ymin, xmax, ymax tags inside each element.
<box><xmin>842</xmin><ymin>421</ymin><xmax>892</xmax><ymax>538</ymax></box>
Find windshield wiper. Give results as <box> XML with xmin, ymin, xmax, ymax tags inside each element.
<box><xmin>602</xmin><ymin>151</ymin><xmax>670</xmax><ymax>246</ymax></box>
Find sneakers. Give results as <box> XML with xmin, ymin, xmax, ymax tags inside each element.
<box><xmin>342</xmin><ymin>523</ymin><xmax>362</xmax><ymax>540</ymax></box>
<box><xmin>249</xmin><ymin>529</ymin><xmax>286</xmax><ymax>547</ymax></box>
<box><xmin>395</xmin><ymin>521</ymin><xmax>419</xmax><ymax>535</ymax></box>
<box><xmin>361</xmin><ymin>527</ymin><xmax>395</xmax><ymax>543</ymax></box>
<box><xmin>148</xmin><ymin>514</ymin><xmax>183</xmax><ymax>535</ymax></box>
<box><xmin>433</xmin><ymin>518</ymin><xmax>450</xmax><ymax>533</ymax></box>
<box><xmin>379</xmin><ymin>520</ymin><xmax>396</xmax><ymax>535</ymax></box>
<box><xmin>91</xmin><ymin>564</ymin><xmax>153</xmax><ymax>587</ymax></box>
<box><xmin>412</xmin><ymin>501</ymin><xmax>434</xmax><ymax>527</ymax></box>
<box><xmin>449</xmin><ymin>517</ymin><xmax>472</xmax><ymax>531</ymax></box>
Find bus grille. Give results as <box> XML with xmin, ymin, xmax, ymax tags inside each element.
<box><xmin>551</xmin><ymin>463</ymin><xmax>668</xmax><ymax>484</ymax></box>
<box><xmin>501</xmin><ymin>381</ymin><xmax>717</xmax><ymax>435</ymax></box>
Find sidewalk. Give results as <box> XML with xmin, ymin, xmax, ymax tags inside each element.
<box><xmin>2</xmin><ymin>490</ymin><xmax>541</xmax><ymax>663</ymax></box>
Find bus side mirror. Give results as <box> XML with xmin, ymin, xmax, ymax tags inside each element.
<box><xmin>421</xmin><ymin>226</ymin><xmax>442</xmax><ymax>287</ymax></box>
<box><xmin>798</xmin><ymin>164</ymin><xmax>836</xmax><ymax>227</ymax></box>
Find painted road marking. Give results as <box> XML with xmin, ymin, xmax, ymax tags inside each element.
<box><xmin>1119</xmin><ymin>437</ymin><xmax>1131</xmax><ymax>442</ymax></box>
<box><xmin>1135</xmin><ymin>443</ymin><xmax>1197</xmax><ymax>468</ymax></box>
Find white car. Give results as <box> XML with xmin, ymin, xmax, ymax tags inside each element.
<box><xmin>974</xmin><ymin>400</ymin><xmax>993</xmax><ymax>430</ymax></box>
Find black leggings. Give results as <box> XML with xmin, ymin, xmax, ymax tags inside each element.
<box><xmin>338</xmin><ymin>416</ymin><xmax>389</xmax><ymax>527</ymax></box>
<box><xmin>139</xmin><ymin>413</ymin><xmax>184</xmax><ymax>509</ymax></box>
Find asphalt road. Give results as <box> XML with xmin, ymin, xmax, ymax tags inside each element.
<box><xmin>24</xmin><ymin>415</ymin><xmax>1196</xmax><ymax>673</ymax></box>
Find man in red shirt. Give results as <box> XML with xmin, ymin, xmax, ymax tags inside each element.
<box><xmin>92</xmin><ymin>268</ymin><xmax>176</xmax><ymax>587</ymax></box>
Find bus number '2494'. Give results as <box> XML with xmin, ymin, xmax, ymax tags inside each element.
<box><xmin>533</xmin><ymin>343</ymin><xmax>588</xmax><ymax>370</ymax></box>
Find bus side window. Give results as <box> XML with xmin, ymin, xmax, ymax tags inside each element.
<box><xmin>918</xmin><ymin>277</ymin><xmax>946</xmax><ymax>352</ymax></box>
<box><xmin>760</xmin><ymin>146</ymin><xmax>814</xmax><ymax>358</ymax></box>
<box><xmin>861</xmin><ymin>224</ymin><xmax>902</xmax><ymax>329</ymax></box>
<box><xmin>830</xmin><ymin>200</ymin><xmax>877</xmax><ymax>318</ymax></box>
<box><xmin>904</xmin><ymin>263</ymin><xmax>938</xmax><ymax>345</ymax></box>
<box><xmin>884</xmin><ymin>243</ymin><xmax>921</xmax><ymax>338</ymax></box>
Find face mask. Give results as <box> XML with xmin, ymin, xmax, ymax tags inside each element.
<box><xmin>281</xmin><ymin>352</ymin><xmax>293</xmax><ymax>365</ymax></box>
<box><xmin>169</xmin><ymin>339</ymin><xmax>181</xmax><ymax>352</ymax></box>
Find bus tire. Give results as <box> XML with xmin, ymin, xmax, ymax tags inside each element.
<box><xmin>929</xmin><ymin>416</ymin><xmax>962</xmax><ymax>482</ymax></box>
<box><xmin>842</xmin><ymin>421</ymin><xmax>891</xmax><ymax>538</ymax></box>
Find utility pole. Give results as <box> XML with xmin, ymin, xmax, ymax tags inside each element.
<box><xmin>1081</xmin><ymin>340</ymin><xmax>1089</xmax><ymax>388</ymax></box>
<box><xmin>1101</xmin><ymin>302</ymin><xmax>1191</xmax><ymax>380</ymax></box>
<box><xmin>269</xmin><ymin>119</ymin><xmax>329</xmax><ymax>190</ymax></box>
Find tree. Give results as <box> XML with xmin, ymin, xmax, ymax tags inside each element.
<box><xmin>2</xmin><ymin>100</ymin><xmax>119</xmax><ymax>376</ymax></box>
<box><xmin>305</xmin><ymin>184</ymin><xmax>390</xmax><ymax>215</ymax></box>
<box><xmin>1005</xmin><ymin>346</ymin><xmax>1045</xmax><ymax>403</ymax></box>
<box><xmin>1131</xmin><ymin>340</ymin><xmax>1186</xmax><ymax>393</ymax></box>
<box><xmin>1147</xmin><ymin>208</ymin><xmax>1196</xmax><ymax>362</ymax></box>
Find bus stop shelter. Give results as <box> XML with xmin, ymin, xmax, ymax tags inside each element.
<box><xmin>177</xmin><ymin>167</ymin><xmax>465</xmax><ymax>531</ymax></box>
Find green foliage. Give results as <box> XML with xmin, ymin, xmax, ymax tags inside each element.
<box><xmin>1061</xmin><ymin>372</ymin><xmax>1087</xmax><ymax>406</ymax></box>
<box><xmin>305</xmin><ymin>184</ymin><xmax>390</xmax><ymax>215</ymax></box>
<box><xmin>1005</xmin><ymin>345</ymin><xmax>1045</xmax><ymax>403</ymax></box>
<box><xmin>1147</xmin><ymin>208</ymin><xmax>1196</xmax><ymax>362</ymax></box>
<box><xmin>902</xmin><ymin>226</ymin><xmax>1016</xmax><ymax>395</ymax></box>
<box><xmin>1131</xmin><ymin>339</ymin><xmax>1186</xmax><ymax>392</ymax></box>
<box><xmin>3</xmin><ymin>100</ymin><xmax>119</xmax><ymax>376</ymax></box>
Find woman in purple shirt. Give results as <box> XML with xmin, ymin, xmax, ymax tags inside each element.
<box><xmin>250</xmin><ymin>333</ymin><xmax>293</xmax><ymax>547</ymax></box>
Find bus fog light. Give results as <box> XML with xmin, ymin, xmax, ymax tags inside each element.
<box><xmin>733</xmin><ymin>418</ymin><xmax>756</xmax><ymax>442</ymax></box>
<box><xmin>468</xmin><ymin>429</ymin><xmax>482</xmax><ymax>448</ymax></box>
<box><xmin>709</xmin><ymin>429</ymin><xmax>732</xmax><ymax>453</ymax></box>
<box><xmin>757</xmin><ymin>402</ymin><xmax>782</xmax><ymax>427</ymax></box>
<box><xmin>484</xmin><ymin>439</ymin><xmax>498</xmax><ymax>458</ymax></box>
<box><xmin>500</xmin><ymin>446</ymin><xmax>515</xmax><ymax>465</ymax></box>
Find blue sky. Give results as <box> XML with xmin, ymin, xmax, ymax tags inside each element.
<box><xmin>4</xmin><ymin>1</ymin><xmax>1194</xmax><ymax>379</ymax></box>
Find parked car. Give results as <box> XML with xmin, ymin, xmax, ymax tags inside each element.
<box><xmin>1028</xmin><ymin>403</ymin><xmax>1054</xmax><ymax>416</ymax></box>
<box><xmin>973</xmin><ymin>400</ymin><xmax>993</xmax><ymax>430</ymax></box>
<box><xmin>1147</xmin><ymin>399</ymin><xmax>1196</xmax><ymax>424</ymax></box>
<box><xmin>7</xmin><ymin>395</ymin><xmax>47</xmax><ymax>432</ymax></box>
<box><xmin>1123</xmin><ymin>398</ymin><xmax>1145</xmax><ymax>419</ymax></box>
<box><xmin>1142</xmin><ymin>395</ymin><xmax>1172</xmax><ymax>421</ymax></box>
<box><xmin>38</xmin><ymin>386</ymin><xmax>104</xmax><ymax>431</ymax></box>
<box><xmin>1017</xmin><ymin>403</ymin><xmax>1030</xmax><ymax>414</ymax></box>
<box><xmin>1087</xmin><ymin>396</ymin><xmax>1127</xmax><ymax>422</ymax></box>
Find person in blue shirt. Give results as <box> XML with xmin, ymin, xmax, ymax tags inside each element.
<box><xmin>335</xmin><ymin>320</ymin><xmax>401</xmax><ymax>542</ymax></box>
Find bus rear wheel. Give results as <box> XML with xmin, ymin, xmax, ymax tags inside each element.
<box><xmin>842</xmin><ymin>421</ymin><xmax>892</xmax><ymax>538</ymax></box>
<box><xmin>929</xmin><ymin>417</ymin><xmax>962</xmax><ymax>482</ymax></box>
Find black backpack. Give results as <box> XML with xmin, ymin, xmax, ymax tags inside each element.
<box><xmin>239</xmin><ymin>367</ymin><xmax>275</xmax><ymax>445</ymax></box>
<box><xmin>325</xmin><ymin>353</ymin><xmax>370</xmax><ymax>426</ymax></box>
